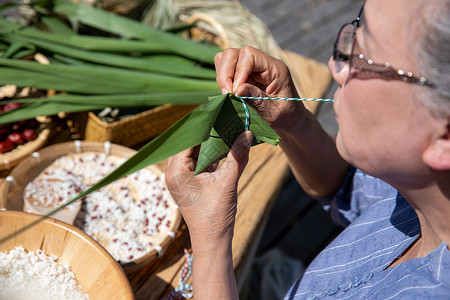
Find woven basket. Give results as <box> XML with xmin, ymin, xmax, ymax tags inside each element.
<box><xmin>0</xmin><ymin>118</ymin><xmax>52</xmax><ymax>173</ymax></box>
<box><xmin>81</xmin><ymin>104</ymin><xmax>198</xmax><ymax>147</ymax></box>
<box><xmin>0</xmin><ymin>140</ymin><xmax>182</xmax><ymax>274</ymax></box>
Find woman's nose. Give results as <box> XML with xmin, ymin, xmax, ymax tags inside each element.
<box><xmin>328</xmin><ymin>56</ymin><xmax>350</xmax><ymax>87</ymax></box>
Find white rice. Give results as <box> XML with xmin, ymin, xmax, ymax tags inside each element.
<box><xmin>0</xmin><ymin>246</ymin><xmax>89</xmax><ymax>300</ymax></box>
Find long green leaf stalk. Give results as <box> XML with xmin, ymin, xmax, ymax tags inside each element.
<box><xmin>0</xmin><ymin>0</ymin><xmax>222</xmax><ymax>123</ymax></box>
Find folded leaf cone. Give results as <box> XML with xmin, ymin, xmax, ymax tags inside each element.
<box><xmin>195</xmin><ymin>94</ymin><xmax>280</xmax><ymax>174</ymax></box>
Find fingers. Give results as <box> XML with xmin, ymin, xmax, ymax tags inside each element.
<box><xmin>232</xmin><ymin>48</ymin><xmax>259</xmax><ymax>94</ymax></box>
<box><xmin>215</xmin><ymin>46</ymin><xmax>294</xmax><ymax>100</ymax></box>
<box><xmin>235</xmin><ymin>83</ymin><xmax>268</xmax><ymax>98</ymax></box>
<box><xmin>165</xmin><ymin>147</ymin><xmax>196</xmax><ymax>181</ymax></box>
<box><xmin>219</xmin><ymin>131</ymin><xmax>253</xmax><ymax>182</ymax></box>
<box><xmin>215</xmin><ymin>46</ymin><xmax>266</xmax><ymax>95</ymax></box>
<box><xmin>215</xmin><ymin>48</ymin><xmax>240</xmax><ymax>94</ymax></box>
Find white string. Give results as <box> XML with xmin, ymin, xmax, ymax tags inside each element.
<box><xmin>239</xmin><ymin>96</ymin><xmax>334</xmax><ymax>102</ymax></box>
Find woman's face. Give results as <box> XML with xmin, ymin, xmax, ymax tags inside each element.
<box><xmin>329</xmin><ymin>0</ymin><xmax>444</xmax><ymax>186</ymax></box>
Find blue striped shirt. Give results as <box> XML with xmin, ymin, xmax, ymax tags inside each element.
<box><xmin>284</xmin><ymin>167</ymin><xmax>450</xmax><ymax>299</ymax></box>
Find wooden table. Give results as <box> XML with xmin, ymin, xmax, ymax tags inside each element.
<box><xmin>126</xmin><ymin>53</ymin><xmax>332</xmax><ymax>299</ymax></box>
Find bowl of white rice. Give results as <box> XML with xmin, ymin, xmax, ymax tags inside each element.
<box><xmin>0</xmin><ymin>210</ymin><xmax>134</xmax><ymax>300</ymax></box>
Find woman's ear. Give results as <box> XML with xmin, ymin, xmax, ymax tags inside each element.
<box><xmin>423</xmin><ymin>124</ymin><xmax>450</xmax><ymax>170</ymax></box>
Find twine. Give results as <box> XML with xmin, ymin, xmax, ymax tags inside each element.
<box><xmin>239</xmin><ymin>96</ymin><xmax>334</xmax><ymax>102</ymax></box>
<box><xmin>237</xmin><ymin>96</ymin><xmax>333</xmax><ymax>132</ymax></box>
<box><xmin>240</xmin><ymin>98</ymin><xmax>250</xmax><ymax>130</ymax></box>
<box><xmin>166</xmin><ymin>249</ymin><xmax>194</xmax><ymax>300</ymax></box>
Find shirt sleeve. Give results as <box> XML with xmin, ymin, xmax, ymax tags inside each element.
<box><xmin>317</xmin><ymin>166</ymin><xmax>399</xmax><ymax>227</ymax></box>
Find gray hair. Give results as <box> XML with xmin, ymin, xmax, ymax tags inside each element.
<box><xmin>416</xmin><ymin>0</ymin><xmax>450</xmax><ymax>116</ymax></box>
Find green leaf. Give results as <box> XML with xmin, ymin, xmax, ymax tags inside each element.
<box><xmin>1</xmin><ymin>42</ymin><xmax>30</xmax><ymax>58</ymax></box>
<box><xmin>5</xmin><ymin>34</ymin><xmax>215</xmax><ymax>79</ymax></box>
<box><xmin>40</xmin><ymin>16</ymin><xmax>73</xmax><ymax>35</ymax></box>
<box><xmin>195</xmin><ymin>94</ymin><xmax>280</xmax><ymax>173</ymax></box>
<box><xmin>0</xmin><ymin>16</ymin><xmax>22</xmax><ymax>34</ymax></box>
<box><xmin>0</xmin><ymin>59</ymin><xmax>219</xmax><ymax>94</ymax></box>
<box><xmin>11</xmin><ymin>49</ymin><xmax>37</xmax><ymax>59</ymax></box>
<box><xmin>51</xmin><ymin>0</ymin><xmax>220</xmax><ymax>63</ymax></box>
<box><xmin>59</xmin><ymin>94</ymin><xmax>227</xmax><ymax>206</ymax></box>
<box><xmin>16</xmin><ymin>26</ymin><xmax>171</xmax><ymax>53</ymax></box>
<box><xmin>51</xmin><ymin>53</ymin><xmax>87</xmax><ymax>65</ymax></box>
<box><xmin>0</xmin><ymin>91</ymin><xmax>218</xmax><ymax>124</ymax></box>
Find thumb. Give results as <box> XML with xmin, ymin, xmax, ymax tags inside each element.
<box><xmin>221</xmin><ymin>131</ymin><xmax>253</xmax><ymax>182</ymax></box>
<box><xmin>235</xmin><ymin>83</ymin><xmax>268</xmax><ymax>98</ymax></box>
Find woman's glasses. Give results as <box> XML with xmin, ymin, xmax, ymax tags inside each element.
<box><xmin>333</xmin><ymin>6</ymin><xmax>434</xmax><ymax>88</ymax></box>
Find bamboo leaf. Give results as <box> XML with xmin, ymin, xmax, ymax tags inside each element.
<box><xmin>11</xmin><ymin>49</ymin><xmax>36</xmax><ymax>59</ymax></box>
<box><xmin>40</xmin><ymin>94</ymin><xmax>279</xmax><ymax>210</ymax></box>
<box><xmin>195</xmin><ymin>94</ymin><xmax>280</xmax><ymax>173</ymax></box>
<box><xmin>17</xmin><ymin>26</ymin><xmax>170</xmax><ymax>53</ymax></box>
<box><xmin>0</xmin><ymin>16</ymin><xmax>22</xmax><ymax>34</ymax></box>
<box><xmin>5</xmin><ymin>34</ymin><xmax>216</xmax><ymax>79</ymax></box>
<box><xmin>1</xmin><ymin>41</ymin><xmax>30</xmax><ymax>58</ymax></box>
<box><xmin>51</xmin><ymin>0</ymin><xmax>220</xmax><ymax>63</ymax></box>
<box><xmin>40</xmin><ymin>16</ymin><xmax>73</xmax><ymax>35</ymax></box>
<box><xmin>51</xmin><ymin>53</ymin><xmax>86</xmax><ymax>65</ymax></box>
<box><xmin>0</xmin><ymin>101</ymin><xmax>107</xmax><ymax>123</ymax></box>
<box><xmin>0</xmin><ymin>59</ymin><xmax>219</xmax><ymax>94</ymax></box>
<box><xmin>0</xmin><ymin>91</ymin><xmax>217</xmax><ymax>124</ymax></box>
<box><xmin>59</xmin><ymin>94</ymin><xmax>227</xmax><ymax>205</ymax></box>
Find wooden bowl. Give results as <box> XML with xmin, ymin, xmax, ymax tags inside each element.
<box><xmin>0</xmin><ymin>141</ymin><xmax>182</xmax><ymax>274</ymax></box>
<box><xmin>0</xmin><ymin>210</ymin><xmax>134</xmax><ymax>299</ymax></box>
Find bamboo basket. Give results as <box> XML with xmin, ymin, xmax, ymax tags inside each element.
<box><xmin>82</xmin><ymin>104</ymin><xmax>198</xmax><ymax>147</ymax></box>
<box><xmin>0</xmin><ymin>141</ymin><xmax>182</xmax><ymax>274</ymax></box>
<box><xmin>0</xmin><ymin>210</ymin><xmax>134</xmax><ymax>300</ymax></box>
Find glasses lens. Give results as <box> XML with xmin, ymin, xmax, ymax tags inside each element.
<box><xmin>334</xmin><ymin>23</ymin><xmax>355</xmax><ymax>73</ymax></box>
<box><xmin>337</xmin><ymin>23</ymin><xmax>356</xmax><ymax>55</ymax></box>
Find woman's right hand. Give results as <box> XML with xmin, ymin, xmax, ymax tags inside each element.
<box><xmin>214</xmin><ymin>46</ymin><xmax>307</xmax><ymax>134</ymax></box>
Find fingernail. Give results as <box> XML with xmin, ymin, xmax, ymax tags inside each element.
<box><xmin>221</xmin><ymin>88</ymin><xmax>228</xmax><ymax>95</ymax></box>
<box><xmin>241</xmin><ymin>131</ymin><xmax>253</xmax><ymax>147</ymax></box>
<box><xmin>232</xmin><ymin>82</ymin><xmax>238</xmax><ymax>94</ymax></box>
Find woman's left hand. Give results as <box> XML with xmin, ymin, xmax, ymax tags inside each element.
<box><xmin>165</xmin><ymin>131</ymin><xmax>253</xmax><ymax>253</ymax></box>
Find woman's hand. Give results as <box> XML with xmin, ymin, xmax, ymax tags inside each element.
<box><xmin>215</xmin><ymin>47</ymin><xmax>349</xmax><ymax>199</ymax></box>
<box><xmin>165</xmin><ymin>132</ymin><xmax>252</xmax><ymax>299</ymax></box>
<box><xmin>165</xmin><ymin>131</ymin><xmax>253</xmax><ymax>252</ymax></box>
<box><xmin>214</xmin><ymin>46</ymin><xmax>306</xmax><ymax>134</ymax></box>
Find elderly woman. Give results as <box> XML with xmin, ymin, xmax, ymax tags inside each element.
<box><xmin>165</xmin><ymin>0</ymin><xmax>450</xmax><ymax>298</ymax></box>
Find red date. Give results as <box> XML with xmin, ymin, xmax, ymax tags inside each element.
<box><xmin>7</xmin><ymin>132</ymin><xmax>25</xmax><ymax>145</ymax></box>
<box><xmin>22</xmin><ymin>129</ymin><xmax>36</xmax><ymax>142</ymax></box>
<box><xmin>0</xmin><ymin>140</ymin><xmax>14</xmax><ymax>153</ymax></box>
<box><xmin>2</xmin><ymin>102</ymin><xmax>22</xmax><ymax>111</ymax></box>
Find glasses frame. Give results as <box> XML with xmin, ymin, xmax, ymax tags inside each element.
<box><xmin>333</xmin><ymin>6</ymin><xmax>434</xmax><ymax>88</ymax></box>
